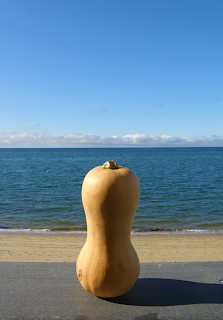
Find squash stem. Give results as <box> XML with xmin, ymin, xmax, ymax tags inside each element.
<box><xmin>102</xmin><ymin>160</ymin><xmax>119</xmax><ymax>169</ymax></box>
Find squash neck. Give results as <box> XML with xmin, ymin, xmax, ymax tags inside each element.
<box><xmin>87</xmin><ymin>227</ymin><xmax>131</xmax><ymax>248</ymax></box>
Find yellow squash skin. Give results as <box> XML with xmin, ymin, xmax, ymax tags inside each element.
<box><xmin>76</xmin><ymin>161</ymin><xmax>140</xmax><ymax>298</ymax></box>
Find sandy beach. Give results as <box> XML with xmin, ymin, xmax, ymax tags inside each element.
<box><xmin>0</xmin><ymin>233</ymin><xmax>223</xmax><ymax>263</ymax></box>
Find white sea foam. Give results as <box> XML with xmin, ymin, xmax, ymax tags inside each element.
<box><xmin>0</xmin><ymin>228</ymin><xmax>87</xmax><ymax>235</ymax></box>
<box><xmin>1</xmin><ymin>227</ymin><xmax>222</xmax><ymax>236</ymax></box>
<box><xmin>131</xmin><ymin>228</ymin><xmax>223</xmax><ymax>235</ymax></box>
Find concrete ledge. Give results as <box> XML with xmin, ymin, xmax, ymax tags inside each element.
<box><xmin>1</xmin><ymin>261</ymin><xmax>223</xmax><ymax>319</ymax></box>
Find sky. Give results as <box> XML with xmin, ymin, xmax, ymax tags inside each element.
<box><xmin>0</xmin><ymin>0</ymin><xmax>223</xmax><ymax>147</ymax></box>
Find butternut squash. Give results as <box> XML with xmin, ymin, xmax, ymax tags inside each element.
<box><xmin>76</xmin><ymin>160</ymin><xmax>140</xmax><ymax>298</ymax></box>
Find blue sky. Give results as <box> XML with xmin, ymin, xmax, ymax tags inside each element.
<box><xmin>1</xmin><ymin>0</ymin><xmax>223</xmax><ymax>147</ymax></box>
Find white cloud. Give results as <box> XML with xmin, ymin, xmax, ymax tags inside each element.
<box><xmin>87</xmin><ymin>108</ymin><xmax>94</xmax><ymax>113</ymax></box>
<box><xmin>87</xmin><ymin>108</ymin><xmax>109</xmax><ymax>113</ymax></box>
<box><xmin>99</xmin><ymin>108</ymin><xmax>109</xmax><ymax>112</ymax></box>
<box><xmin>17</xmin><ymin>116</ymin><xmax>31</xmax><ymax>120</ymax></box>
<box><xmin>153</xmin><ymin>104</ymin><xmax>164</xmax><ymax>108</ymax></box>
<box><xmin>0</xmin><ymin>131</ymin><xmax>223</xmax><ymax>148</ymax></box>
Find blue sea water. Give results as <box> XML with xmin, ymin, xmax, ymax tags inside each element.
<box><xmin>0</xmin><ymin>147</ymin><xmax>223</xmax><ymax>234</ymax></box>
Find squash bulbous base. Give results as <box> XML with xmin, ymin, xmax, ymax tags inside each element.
<box><xmin>76</xmin><ymin>264</ymin><xmax>140</xmax><ymax>298</ymax></box>
<box><xmin>76</xmin><ymin>241</ymin><xmax>140</xmax><ymax>298</ymax></box>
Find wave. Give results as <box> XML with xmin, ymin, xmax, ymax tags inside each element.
<box><xmin>0</xmin><ymin>228</ymin><xmax>87</xmax><ymax>235</ymax></box>
<box><xmin>1</xmin><ymin>226</ymin><xmax>223</xmax><ymax>235</ymax></box>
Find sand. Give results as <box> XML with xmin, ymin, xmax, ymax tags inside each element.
<box><xmin>0</xmin><ymin>233</ymin><xmax>223</xmax><ymax>263</ymax></box>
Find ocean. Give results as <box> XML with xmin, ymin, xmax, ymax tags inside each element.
<box><xmin>0</xmin><ymin>147</ymin><xmax>223</xmax><ymax>234</ymax></box>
